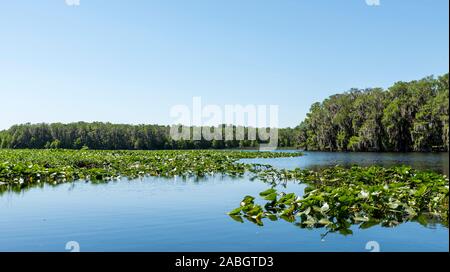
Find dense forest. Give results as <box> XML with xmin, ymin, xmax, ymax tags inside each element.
<box><xmin>0</xmin><ymin>73</ymin><xmax>448</xmax><ymax>151</ymax></box>
<box><xmin>0</xmin><ymin>123</ymin><xmax>295</xmax><ymax>150</ymax></box>
<box><xmin>297</xmin><ymin>73</ymin><xmax>449</xmax><ymax>152</ymax></box>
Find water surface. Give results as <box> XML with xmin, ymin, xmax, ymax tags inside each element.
<box><xmin>0</xmin><ymin>152</ymin><xmax>448</xmax><ymax>252</ymax></box>
<box><xmin>242</xmin><ymin>151</ymin><xmax>449</xmax><ymax>175</ymax></box>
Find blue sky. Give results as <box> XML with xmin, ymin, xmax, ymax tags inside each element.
<box><xmin>0</xmin><ymin>0</ymin><xmax>448</xmax><ymax>130</ymax></box>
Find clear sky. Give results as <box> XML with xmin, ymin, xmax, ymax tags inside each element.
<box><xmin>0</xmin><ymin>0</ymin><xmax>448</xmax><ymax>130</ymax></box>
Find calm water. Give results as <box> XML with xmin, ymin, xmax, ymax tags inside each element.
<box><xmin>0</xmin><ymin>152</ymin><xmax>448</xmax><ymax>252</ymax></box>
<box><xmin>241</xmin><ymin>151</ymin><xmax>449</xmax><ymax>175</ymax></box>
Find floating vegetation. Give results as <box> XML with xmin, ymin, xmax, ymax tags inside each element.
<box><xmin>0</xmin><ymin>149</ymin><xmax>301</xmax><ymax>192</ymax></box>
<box><xmin>229</xmin><ymin>166</ymin><xmax>449</xmax><ymax>233</ymax></box>
<box><xmin>1</xmin><ymin>149</ymin><xmax>448</xmax><ymax>234</ymax></box>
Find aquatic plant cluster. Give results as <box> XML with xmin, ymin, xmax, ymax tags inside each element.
<box><xmin>230</xmin><ymin>165</ymin><xmax>449</xmax><ymax>232</ymax></box>
<box><xmin>0</xmin><ymin>149</ymin><xmax>300</xmax><ymax>191</ymax></box>
<box><xmin>1</xmin><ymin>149</ymin><xmax>448</xmax><ymax>232</ymax></box>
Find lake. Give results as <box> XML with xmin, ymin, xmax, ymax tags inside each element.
<box><xmin>0</xmin><ymin>151</ymin><xmax>448</xmax><ymax>252</ymax></box>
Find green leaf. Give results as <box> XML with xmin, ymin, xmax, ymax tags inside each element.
<box><xmin>338</xmin><ymin>228</ymin><xmax>353</xmax><ymax>236</ymax></box>
<box><xmin>229</xmin><ymin>215</ymin><xmax>244</xmax><ymax>223</ymax></box>
<box><xmin>228</xmin><ymin>207</ymin><xmax>243</xmax><ymax>215</ymax></box>
<box><xmin>260</xmin><ymin>188</ymin><xmax>277</xmax><ymax>197</ymax></box>
<box><xmin>359</xmin><ymin>220</ymin><xmax>379</xmax><ymax>229</ymax></box>
<box><xmin>318</xmin><ymin>218</ymin><xmax>332</xmax><ymax>226</ymax></box>
<box><xmin>240</xmin><ymin>196</ymin><xmax>255</xmax><ymax>206</ymax></box>
<box><xmin>263</xmin><ymin>192</ymin><xmax>278</xmax><ymax>201</ymax></box>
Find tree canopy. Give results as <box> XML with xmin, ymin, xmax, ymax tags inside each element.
<box><xmin>0</xmin><ymin>123</ymin><xmax>284</xmax><ymax>150</ymax></box>
<box><xmin>0</xmin><ymin>73</ymin><xmax>448</xmax><ymax>152</ymax></box>
<box><xmin>296</xmin><ymin>73</ymin><xmax>449</xmax><ymax>152</ymax></box>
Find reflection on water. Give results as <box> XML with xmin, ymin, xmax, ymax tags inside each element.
<box><xmin>0</xmin><ymin>152</ymin><xmax>448</xmax><ymax>252</ymax></box>
<box><xmin>242</xmin><ymin>151</ymin><xmax>449</xmax><ymax>175</ymax></box>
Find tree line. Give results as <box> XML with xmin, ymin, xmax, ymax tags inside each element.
<box><xmin>296</xmin><ymin>73</ymin><xmax>449</xmax><ymax>152</ymax></box>
<box><xmin>0</xmin><ymin>73</ymin><xmax>448</xmax><ymax>151</ymax></box>
<box><xmin>0</xmin><ymin>122</ymin><xmax>295</xmax><ymax>150</ymax></box>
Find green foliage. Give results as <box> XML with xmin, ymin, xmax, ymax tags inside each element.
<box><xmin>0</xmin><ymin>149</ymin><xmax>301</xmax><ymax>192</ymax></box>
<box><xmin>297</xmin><ymin>74</ymin><xmax>449</xmax><ymax>152</ymax></box>
<box><xmin>347</xmin><ymin>136</ymin><xmax>362</xmax><ymax>151</ymax></box>
<box><xmin>0</xmin><ymin>123</ymin><xmax>297</xmax><ymax>150</ymax></box>
<box><xmin>0</xmin><ymin>74</ymin><xmax>447</xmax><ymax>152</ymax></box>
<box><xmin>229</xmin><ymin>165</ymin><xmax>449</xmax><ymax>233</ymax></box>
